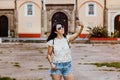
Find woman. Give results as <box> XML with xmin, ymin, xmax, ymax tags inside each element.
<box><xmin>47</xmin><ymin>19</ymin><xmax>84</xmax><ymax>80</ymax></box>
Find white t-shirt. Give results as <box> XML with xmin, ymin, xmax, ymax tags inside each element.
<box><xmin>47</xmin><ymin>35</ymin><xmax>72</xmax><ymax>63</ymax></box>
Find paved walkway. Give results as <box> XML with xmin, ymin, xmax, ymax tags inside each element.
<box><xmin>0</xmin><ymin>43</ymin><xmax>120</xmax><ymax>80</ymax></box>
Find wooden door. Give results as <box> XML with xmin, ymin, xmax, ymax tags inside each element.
<box><xmin>52</xmin><ymin>12</ymin><xmax>68</xmax><ymax>34</ymax></box>
<box><xmin>0</xmin><ymin>15</ymin><xmax>8</xmax><ymax>37</ymax></box>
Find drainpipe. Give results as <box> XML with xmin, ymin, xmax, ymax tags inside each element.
<box><xmin>41</xmin><ymin>0</ymin><xmax>44</xmax><ymax>37</ymax></box>
<box><xmin>75</xmin><ymin>0</ymin><xmax>78</xmax><ymax>32</ymax></box>
<box><xmin>103</xmin><ymin>0</ymin><xmax>106</xmax><ymax>27</ymax></box>
<box><xmin>14</xmin><ymin>0</ymin><xmax>18</xmax><ymax>38</ymax></box>
<box><xmin>43</xmin><ymin>0</ymin><xmax>47</xmax><ymax>37</ymax></box>
<box><xmin>75</xmin><ymin>0</ymin><xmax>78</xmax><ymax>17</ymax></box>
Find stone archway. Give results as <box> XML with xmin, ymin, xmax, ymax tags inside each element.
<box><xmin>52</xmin><ymin>12</ymin><xmax>68</xmax><ymax>34</ymax></box>
<box><xmin>0</xmin><ymin>15</ymin><xmax>8</xmax><ymax>37</ymax></box>
<box><xmin>114</xmin><ymin>15</ymin><xmax>120</xmax><ymax>37</ymax></box>
<box><xmin>45</xmin><ymin>4</ymin><xmax>75</xmax><ymax>36</ymax></box>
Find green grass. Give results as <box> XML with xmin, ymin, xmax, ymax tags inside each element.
<box><xmin>92</xmin><ymin>62</ymin><xmax>120</xmax><ymax>68</ymax></box>
<box><xmin>13</xmin><ymin>64</ymin><xmax>21</xmax><ymax>68</ymax></box>
<box><xmin>38</xmin><ymin>65</ymin><xmax>49</xmax><ymax>70</ymax></box>
<box><xmin>38</xmin><ymin>68</ymin><xmax>49</xmax><ymax>70</ymax></box>
<box><xmin>38</xmin><ymin>65</ymin><xmax>43</xmax><ymax>67</ymax></box>
<box><xmin>0</xmin><ymin>77</ymin><xmax>16</xmax><ymax>80</ymax></box>
<box><xmin>11</xmin><ymin>62</ymin><xmax>21</xmax><ymax>68</ymax></box>
<box><xmin>0</xmin><ymin>51</ymin><xmax>3</xmax><ymax>54</ymax></box>
<box><xmin>37</xmin><ymin>78</ymin><xmax>43</xmax><ymax>80</ymax></box>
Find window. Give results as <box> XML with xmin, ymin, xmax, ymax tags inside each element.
<box><xmin>25</xmin><ymin>3</ymin><xmax>35</xmax><ymax>16</ymax></box>
<box><xmin>27</xmin><ymin>4</ymin><xmax>33</xmax><ymax>15</ymax></box>
<box><xmin>86</xmin><ymin>2</ymin><xmax>96</xmax><ymax>16</ymax></box>
<box><xmin>89</xmin><ymin>4</ymin><xmax>94</xmax><ymax>15</ymax></box>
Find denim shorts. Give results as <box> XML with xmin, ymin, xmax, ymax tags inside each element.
<box><xmin>50</xmin><ymin>61</ymin><xmax>72</xmax><ymax>76</ymax></box>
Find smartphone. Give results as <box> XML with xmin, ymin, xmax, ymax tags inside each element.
<box><xmin>75</xmin><ymin>17</ymin><xmax>79</xmax><ymax>20</ymax></box>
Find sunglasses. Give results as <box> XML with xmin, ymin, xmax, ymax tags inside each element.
<box><xmin>57</xmin><ymin>26</ymin><xmax>63</xmax><ymax>30</ymax></box>
<box><xmin>56</xmin><ymin>24</ymin><xmax>64</xmax><ymax>30</ymax></box>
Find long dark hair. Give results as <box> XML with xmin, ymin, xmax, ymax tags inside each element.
<box><xmin>47</xmin><ymin>23</ymin><xmax>66</xmax><ymax>42</ymax></box>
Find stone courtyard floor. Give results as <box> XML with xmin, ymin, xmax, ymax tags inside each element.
<box><xmin>0</xmin><ymin>43</ymin><xmax>120</xmax><ymax>80</ymax></box>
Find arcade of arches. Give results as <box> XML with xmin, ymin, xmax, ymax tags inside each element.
<box><xmin>0</xmin><ymin>9</ymin><xmax>120</xmax><ymax>38</ymax></box>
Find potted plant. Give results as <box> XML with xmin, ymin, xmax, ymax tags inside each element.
<box><xmin>87</xmin><ymin>26</ymin><xmax>119</xmax><ymax>41</ymax></box>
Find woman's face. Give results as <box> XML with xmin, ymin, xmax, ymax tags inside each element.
<box><xmin>56</xmin><ymin>24</ymin><xmax>64</xmax><ymax>34</ymax></box>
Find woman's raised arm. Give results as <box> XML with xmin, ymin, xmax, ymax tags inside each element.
<box><xmin>69</xmin><ymin>20</ymin><xmax>84</xmax><ymax>42</ymax></box>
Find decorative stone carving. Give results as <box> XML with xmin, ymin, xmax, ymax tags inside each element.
<box><xmin>45</xmin><ymin>4</ymin><xmax>75</xmax><ymax>34</ymax></box>
<box><xmin>0</xmin><ymin>10</ymin><xmax>15</xmax><ymax>37</ymax></box>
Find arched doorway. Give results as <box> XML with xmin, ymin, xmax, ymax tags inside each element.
<box><xmin>114</xmin><ymin>15</ymin><xmax>120</xmax><ymax>37</ymax></box>
<box><xmin>0</xmin><ymin>15</ymin><xmax>8</xmax><ymax>37</ymax></box>
<box><xmin>52</xmin><ymin>12</ymin><xmax>68</xmax><ymax>35</ymax></box>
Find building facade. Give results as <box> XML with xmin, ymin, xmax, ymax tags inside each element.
<box><xmin>0</xmin><ymin>0</ymin><xmax>120</xmax><ymax>38</ymax></box>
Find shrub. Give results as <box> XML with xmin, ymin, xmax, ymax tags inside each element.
<box><xmin>87</xmin><ymin>26</ymin><xmax>108</xmax><ymax>38</ymax></box>
<box><xmin>111</xmin><ymin>29</ymin><xmax>119</xmax><ymax>38</ymax></box>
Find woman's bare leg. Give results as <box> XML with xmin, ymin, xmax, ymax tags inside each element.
<box><xmin>64</xmin><ymin>74</ymin><xmax>74</xmax><ymax>80</ymax></box>
<box><xmin>51</xmin><ymin>74</ymin><xmax>62</xmax><ymax>80</ymax></box>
